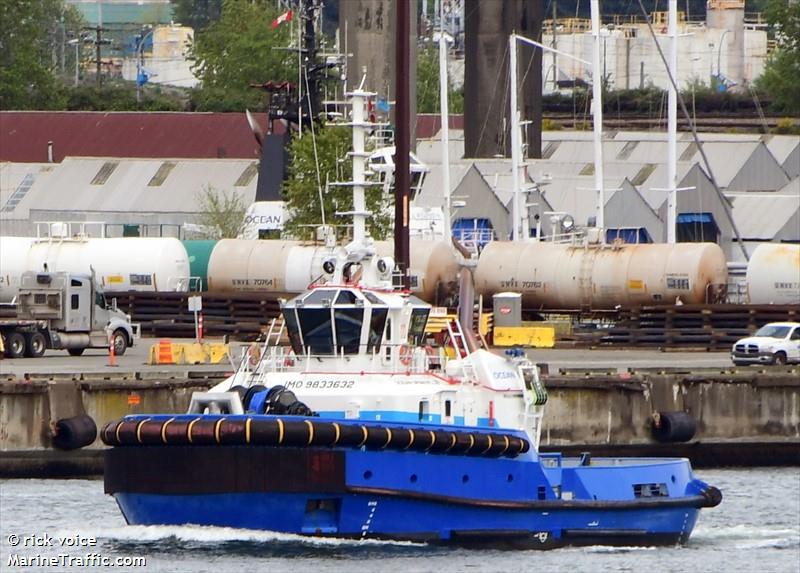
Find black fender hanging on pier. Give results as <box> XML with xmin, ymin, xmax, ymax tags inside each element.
<box><xmin>100</xmin><ymin>417</ymin><xmax>530</xmax><ymax>459</ymax></box>
<box><xmin>52</xmin><ymin>415</ymin><xmax>98</xmax><ymax>450</ymax></box>
<box><xmin>650</xmin><ymin>411</ymin><xmax>697</xmax><ymax>443</ymax></box>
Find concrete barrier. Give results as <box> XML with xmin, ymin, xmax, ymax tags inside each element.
<box><xmin>147</xmin><ymin>341</ymin><xmax>230</xmax><ymax>365</ymax></box>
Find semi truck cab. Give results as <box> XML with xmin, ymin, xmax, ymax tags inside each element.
<box><xmin>1</xmin><ymin>271</ymin><xmax>138</xmax><ymax>358</ymax></box>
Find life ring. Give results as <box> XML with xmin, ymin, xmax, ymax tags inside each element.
<box><xmin>284</xmin><ymin>349</ymin><xmax>295</xmax><ymax>367</ymax></box>
<box><xmin>247</xmin><ymin>344</ymin><xmax>262</xmax><ymax>367</ymax></box>
<box><xmin>399</xmin><ymin>345</ymin><xmax>412</xmax><ymax>366</ymax></box>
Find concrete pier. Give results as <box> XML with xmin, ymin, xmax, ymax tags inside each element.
<box><xmin>1</xmin><ymin>367</ymin><xmax>797</xmax><ymax>477</ymax></box>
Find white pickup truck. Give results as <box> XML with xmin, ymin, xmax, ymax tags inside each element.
<box><xmin>731</xmin><ymin>322</ymin><xmax>800</xmax><ymax>366</ymax></box>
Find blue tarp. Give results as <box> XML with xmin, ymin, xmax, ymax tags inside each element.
<box><xmin>676</xmin><ymin>213</ymin><xmax>714</xmax><ymax>224</ymax></box>
<box><xmin>606</xmin><ymin>228</ymin><xmax>653</xmax><ymax>244</ymax></box>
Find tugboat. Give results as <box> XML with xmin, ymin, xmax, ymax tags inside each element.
<box><xmin>101</xmin><ymin>88</ymin><xmax>720</xmax><ymax>549</ymax></box>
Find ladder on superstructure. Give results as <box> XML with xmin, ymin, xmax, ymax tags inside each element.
<box><xmin>446</xmin><ymin>319</ymin><xmax>478</xmax><ymax>383</ymax></box>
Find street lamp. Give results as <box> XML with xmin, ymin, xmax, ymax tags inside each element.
<box><xmin>66</xmin><ymin>39</ymin><xmax>80</xmax><ymax>87</ymax></box>
<box><xmin>136</xmin><ymin>26</ymin><xmax>154</xmax><ymax>103</ymax></box>
<box><xmin>717</xmin><ymin>30</ymin><xmax>730</xmax><ymax>77</ymax></box>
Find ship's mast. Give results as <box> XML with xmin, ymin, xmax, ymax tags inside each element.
<box><xmin>394</xmin><ymin>1</ymin><xmax>411</xmax><ymax>289</ymax></box>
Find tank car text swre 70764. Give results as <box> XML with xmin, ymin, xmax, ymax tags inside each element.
<box><xmin>100</xmin><ymin>88</ymin><xmax>721</xmax><ymax>549</ymax></box>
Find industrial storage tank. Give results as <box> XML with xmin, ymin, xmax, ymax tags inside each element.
<box><xmin>23</xmin><ymin>237</ymin><xmax>191</xmax><ymax>293</ymax></box>
<box><xmin>746</xmin><ymin>243</ymin><xmax>800</xmax><ymax>304</ymax></box>
<box><xmin>183</xmin><ymin>240</ymin><xmax>218</xmax><ymax>291</ymax></box>
<box><xmin>474</xmin><ymin>242</ymin><xmax>728</xmax><ymax>309</ymax></box>
<box><xmin>206</xmin><ymin>239</ymin><xmax>461</xmax><ymax>304</ymax></box>
<box><xmin>0</xmin><ymin>237</ymin><xmax>36</xmax><ymax>302</ymax></box>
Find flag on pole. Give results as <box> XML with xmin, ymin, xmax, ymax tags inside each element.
<box><xmin>271</xmin><ymin>9</ymin><xmax>293</xmax><ymax>29</ymax></box>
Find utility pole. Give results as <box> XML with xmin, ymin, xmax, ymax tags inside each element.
<box><xmin>83</xmin><ymin>24</ymin><xmax>111</xmax><ymax>86</ymax></box>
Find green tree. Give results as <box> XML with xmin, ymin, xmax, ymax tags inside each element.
<box><xmin>416</xmin><ymin>43</ymin><xmax>464</xmax><ymax>114</ymax></box>
<box><xmin>172</xmin><ymin>0</ymin><xmax>224</xmax><ymax>32</ymax></box>
<box><xmin>757</xmin><ymin>0</ymin><xmax>800</xmax><ymax>114</ymax></box>
<box><xmin>65</xmin><ymin>83</ymin><xmax>186</xmax><ymax>111</ymax></box>
<box><xmin>0</xmin><ymin>0</ymin><xmax>82</xmax><ymax>109</ymax></box>
<box><xmin>195</xmin><ymin>185</ymin><xmax>247</xmax><ymax>238</ymax></box>
<box><xmin>188</xmin><ymin>0</ymin><xmax>295</xmax><ymax>112</ymax></box>
<box><xmin>282</xmin><ymin>126</ymin><xmax>391</xmax><ymax>241</ymax></box>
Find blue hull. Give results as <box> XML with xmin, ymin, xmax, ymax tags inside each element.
<box><xmin>102</xmin><ymin>415</ymin><xmax>719</xmax><ymax>548</ymax></box>
<box><xmin>114</xmin><ymin>490</ymin><xmax>700</xmax><ymax>548</ymax></box>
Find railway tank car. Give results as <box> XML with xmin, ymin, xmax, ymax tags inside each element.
<box><xmin>745</xmin><ymin>243</ymin><xmax>800</xmax><ymax>304</ymax></box>
<box><xmin>0</xmin><ymin>237</ymin><xmax>36</xmax><ymax>302</ymax></box>
<box><xmin>183</xmin><ymin>240</ymin><xmax>217</xmax><ymax>291</ymax></box>
<box><xmin>473</xmin><ymin>241</ymin><xmax>728</xmax><ymax>309</ymax></box>
<box><xmin>206</xmin><ymin>240</ymin><xmax>344</xmax><ymax>294</ymax></box>
<box><xmin>206</xmin><ymin>239</ymin><xmax>460</xmax><ymax>304</ymax></box>
<box><xmin>0</xmin><ymin>237</ymin><xmax>191</xmax><ymax>302</ymax></box>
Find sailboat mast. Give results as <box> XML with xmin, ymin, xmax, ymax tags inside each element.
<box><xmin>395</xmin><ymin>1</ymin><xmax>411</xmax><ymax>289</ymax></box>
<box><xmin>667</xmin><ymin>0</ymin><xmax>678</xmax><ymax>244</ymax></box>
<box><xmin>590</xmin><ymin>0</ymin><xmax>605</xmax><ymax>241</ymax></box>
<box><xmin>509</xmin><ymin>33</ymin><xmax>521</xmax><ymax>242</ymax></box>
<box><xmin>439</xmin><ymin>5</ymin><xmax>452</xmax><ymax>240</ymax></box>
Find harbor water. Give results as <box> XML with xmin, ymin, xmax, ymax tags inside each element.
<box><xmin>1</xmin><ymin>468</ymin><xmax>798</xmax><ymax>573</ymax></box>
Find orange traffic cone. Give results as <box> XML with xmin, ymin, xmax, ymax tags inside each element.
<box><xmin>108</xmin><ymin>332</ymin><xmax>118</xmax><ymax>367</ymax></box>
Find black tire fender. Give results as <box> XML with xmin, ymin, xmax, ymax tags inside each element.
<box><xmin>651</xmin><ymin>411</ymin><xmax>697</xmax><ymax>443</ymax></box>
<box><xmin>52</xmin><ymin>415</ymin><xmax>98</xmax><ymax>450</ymax></box>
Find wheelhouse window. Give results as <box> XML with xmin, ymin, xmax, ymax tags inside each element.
<box><xmin>303</xmin><ymin>289</ymin><xmax>337</xmax><ymax>305</ymax></box>
<box><xmin>282</xmin><ymin>308</ymin><xmax>304</xmax><ymax>355</ymax></box>
<box><xmin>408</xmin><ymin>308</ymin><xmax>430</xmax><ymax>346</ymax></box>
<box><xmin>297</xmin><ymin>308</ymin><xmax>335</xmax><ymax>354</ymax></box>
<box><xmin>367</xmin><ymin>308</ymin><xmax>388</xmax><ymax>352</ymax></box>
<box><xmin>334</xmin><ymin>308</ymin><xmax>364</xmax><ymax>354</ymax></box>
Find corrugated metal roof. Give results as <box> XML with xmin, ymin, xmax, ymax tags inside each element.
<box><xmin>1</xmin><ymin>157</ymin><xmax>258</xmax><ymax>219</ymax></box>
<box><xmin>0</xmin><ymin>163</ymin><xmax>56</xmax><ymax>217</ymax></box>
<box><xmin>763</xmin><ymin>135</ymin><xmax>800</xmax><ymax>165</ymax></box>
<box><xmin>729</xmin><ymin>192</ymin><xmax>800</xmax><ymax>240</ymax></box>
<box><xmin>416</xmin><ymin>163</ymin><xmax>471</xmax><ymax>207</ymax></box>
<box><xmin>0</xmin><ymin>111</ymin><xmax>272</xmax><ymax>163</ymax></box>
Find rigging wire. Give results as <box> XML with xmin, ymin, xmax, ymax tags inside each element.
<box><xmin>635</xmin><ymin>0</ymin><xmax>749</xmax><ymax>261</ymax></box>
<box><xmin>303</xmin><ymin>65</ymin><xmax>326</xmax><ymax>226</ymax></box>
<box><xmin>475</xmin><ymin>41</ymin><xmax>510</xmax><ymax>156</ymax></box>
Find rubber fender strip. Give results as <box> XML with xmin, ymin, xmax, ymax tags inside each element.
<box><xmin>348</xmin><ymin>485</ymin><xmax>719</xmax><ymax>511</ymax></box>
<box><xmin>498</xmin><ymin>435</ymin><xmax>510</xmax><ymax>456</ymax></box>
<box><xmin>214</xmin><ymin>419</ymin><xmax>224</xmax><ymax>444</ymax></box>
<box><xmin>446</xmin><ymin>432</ymin><xmax>457</xmax><ymax>452</ymax></box>
<box><xmin>466</xmin><ymin>434</ymin><xmax>475</xmax><ymax>453</ymax></box>
<box><xmin>305</xmin><ymin>420</ymin><xmax>314</xmax><ymax>445</ymax></box>
<box><xmin>187</xmin><ymin>418</ymin><xmax>200</xmax><ymax>444</ymax></box>
<box><xmin>115</xmin><ymin>420</ymin><xmax>123</xmax><ymax>445</ymax></box>
<box><xmin>245</xmin><ymin>418</ymin><xmax>252</xmax><ymax>444</ymax></box>
<box><xmin>277</xmin><ymin>418</ymin><xmax>284</xmax><ymax>445</ymax></box>
<box><xmin>161</xmin><ymin>418</ymin><xmax>175</xmax><ymax>444</ymax></box>
<box><xmin>331</xmin><ymin>422</ymin><xmax>340</xmax><ymax>446</ymax></box>
<box><xmin>382</xmin><ymin>428</ymin><xmax>393</xmax><ymax>449</ymax></box>
<box><xmin>480</xmin><ymin>434</ymin><xmax>494</xmax><ymax>455</ymax></box>
<box><xmin>404</xmin><ymin>428</ymin><xmax>415</xmax><ymax>450</ymax></box>
<box><xmin>136</xmin><ymin>418</ymin><xmax>151</xmax><ymax>444</ymax></box>
<box><xmin>356</xmin><ymin>426</ymin><xmax>368</xmax><ymax>447</ymax></box>
<box><xmin>423</xmin><ymin>430</ymin><xmax>436</xmax><ymax>452</ymax></box>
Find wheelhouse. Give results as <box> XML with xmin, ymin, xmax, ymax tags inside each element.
<box><xmin>281</xmin><ymin>287</ymin><xmax>430</xmax><ymax>357</ymax></box>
